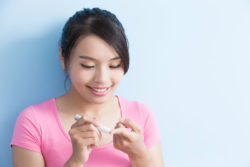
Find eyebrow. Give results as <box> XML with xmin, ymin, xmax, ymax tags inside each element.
<box><xmin>79</xmin><ymin>55</ymin><xmax>121</xmax><ymax>61</ymax></box>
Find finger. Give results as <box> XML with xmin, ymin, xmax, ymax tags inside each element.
<box><xmin>115</xmin><ymin>122</ymin><xmax>126</xmax><ymax>129</ymax></box>
<box><xmin>77</xmin><ymin>131</ymin><xmax>100</xmax><ymax>138</ymax></box>
<box><xmin>119</xmin><ymin>119</ymin><xmax>142</xmax><ymax>133</ymax></box>
<box><xmin>70</xmin><ymin>124</ymin><xmax>102</xmax><ymax>140</ymax></box>
<box><xmin>113</xmin><ymin>136</ymin><xmax>120</xmax><ymax>149</ymax></box>
<box><xmin>113</xmin><ymin>132</ymin><xmax>124</xmax><ymax>149</ymax></box>
<box><xmin>71</xmin><ymin>115</ymin><xmax>89</xmax><ymax>128</ymax></box>
<box><xmin>113</xmin><ymin>124</ymin><xmax>124</xmax><ymax>142</ymax></box>
<box><xmin>112</xmin><ymin>122</ymin><xmax>126</xmax><ymax>135</ymax></box>
<box><xmin>78</xmin><ymin>137</ymin><xmax>99</xmax><ymax>147</ymax></box>
<box><xmin>84</xmin><ymin>124</ymin><xmax>102</xmax><ymax>140</ymax></box>
<box><xmin>112</xmin><ymin>128</ymin><xmax>133</xmax><ymax>142</ymax></box>
<box><xmin>72</xmin><ymin>132</ymin><xmax>101</xmax><ymax>147</ymax></box>
<box><xmin>71</xmin><ymin>115</ymin><xmax>99</xmax><ymax>128</ymax></box>
<box><xmin>75</xmin><ymin>123</ymin><xmax>98</xmax><ymax>132</ymax></box>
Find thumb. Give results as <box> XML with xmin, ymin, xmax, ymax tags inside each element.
<box><xmin>119</xmin><ymin>118</ymin><xmax>142</xmax><ymax>133</ymax></box>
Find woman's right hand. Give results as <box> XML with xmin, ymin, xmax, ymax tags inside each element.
<box><xmin>66</xmin><ymin>116</ymin><xmax>102</xmax><ymax>166</ymax></box>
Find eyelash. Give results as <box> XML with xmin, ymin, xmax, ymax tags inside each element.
<box><xmin>80</xmin><ymin>64</ymin><xmax>121</xmax><ymax>69</ymax></box>
<box><xmin>110</xmin><ymin>64</ymin><xmax>122</xmax><ymax>68</ymax></box>
<box><xmin>81</xmin><ymin>64</ymin><xmax>94</xmax><ymax>69</ymax></box>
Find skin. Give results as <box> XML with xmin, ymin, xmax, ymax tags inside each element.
<box><xmin>12</xmin><ymin>35</ymin><xmax>164</xmax><ymax>167</ymax></box>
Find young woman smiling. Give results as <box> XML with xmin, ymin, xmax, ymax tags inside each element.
<box><xmin>11</xmin><ymin>8</ymin><xmax>164</xmax><ymax>167</ymax></box>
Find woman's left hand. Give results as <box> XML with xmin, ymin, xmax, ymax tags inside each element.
<box><xmin>111</xmin><ymin>119</ymin><xmax>148</xmax><ymax>159</ymax></box>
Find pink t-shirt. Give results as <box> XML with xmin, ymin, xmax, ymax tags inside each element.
<box><xmin>10</xmin><ymin>96</ymin><xmax>160</xmax><ymax>167</ymax></box>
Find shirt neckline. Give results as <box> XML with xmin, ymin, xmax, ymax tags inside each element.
<box><xmin>52</xmin><ymin>95</ymin><xmax>125</xmax><ymax>150</ymax></box>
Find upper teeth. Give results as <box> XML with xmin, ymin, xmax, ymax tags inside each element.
<box><xmin>92</xmin><ymin>88</ymin><xmax>108</xmax><ymax>92</ymax></box>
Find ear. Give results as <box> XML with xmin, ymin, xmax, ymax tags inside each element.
<box><xmin>59</xmin><ymin>47</ymin><xmax>66</xmax><ymax>70</ymax></box>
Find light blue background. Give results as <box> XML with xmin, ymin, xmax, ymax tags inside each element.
<box><xmin>1</xmin><ymin>0</ymin><xmax>250</xmax><ymax>166</ymax></box>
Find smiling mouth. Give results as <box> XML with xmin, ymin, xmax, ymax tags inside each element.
<box><xmin>88</xmin><ymin>86</ymin><xmax>110</xmax><ymax>96</ymax></box>
<box><xmin>91</xmin><ymin>87</ymin><xmax>109</xmax><ymax>92</ymax></box>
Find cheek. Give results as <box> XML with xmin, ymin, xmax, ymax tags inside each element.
<box><xmin>69</xmin><ymin>67</ymin><xmax>93</xmax><ymax>84</ymax></box>
<box><xmin>112</xmin><ymin>71</ymin><xmax>124</xmax><ymax>84</ymax></box>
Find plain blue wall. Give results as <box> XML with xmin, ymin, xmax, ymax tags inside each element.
<box><xmin>1</xmin><ymin>0</ymin><xmax>250</xmax><ymax>166</ymax></box>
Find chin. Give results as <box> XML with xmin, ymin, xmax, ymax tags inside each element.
<box><xmin>86</xmin><ymin>94</ymin><xmax>113</xmax><ymax>104</ymax></box>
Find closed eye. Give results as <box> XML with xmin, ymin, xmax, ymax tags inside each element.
<box><xmin>110</xmin><ymin>64</ymin><xmax>121</xmax><ymax>69</ymax></box>
<box><xmin>81</xmin><ymin>64</ymin><xmax>94</xmax><ymax>69</ymax></box>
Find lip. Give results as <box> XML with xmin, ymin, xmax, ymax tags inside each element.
<box><xmin>91</xmin><ymin>86</ymin><xmax>110</xmax><ymax>89</ymax></box>
<box><xmin>88</xmin><ymin>86</ymin><xmax>110</xmax><ymax>96</ymax></box>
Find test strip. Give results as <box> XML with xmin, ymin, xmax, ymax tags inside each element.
<box><xmin>74</xmin><ymin>114</ymin><xmax>111</xmax><ymax>133</ymax></box>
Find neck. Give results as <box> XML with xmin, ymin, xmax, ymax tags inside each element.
<box><xmin>60</xmin><ymin>86</ymin><xmax>116</xmax><ymax>118</ymax></box>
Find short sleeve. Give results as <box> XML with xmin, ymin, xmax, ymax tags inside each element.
<box><xmin>10</xmin><ymin>106</ymin><xmax>41</xmax><ymax>153</ymax></box>
<box><xmin>141</xmin><ymin>104</ymin><xmax>161</xmax><ymax>148</ymax></box>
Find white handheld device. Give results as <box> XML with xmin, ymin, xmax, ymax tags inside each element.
<box><xmin>74</xmin><ymin>114</ymin><xmax>111</xmax><ymax>133</ymax></box>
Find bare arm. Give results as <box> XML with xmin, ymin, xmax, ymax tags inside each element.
<box><xmin>148</xmin><ymin>141</ymin><xmax>164</xmax><ymax>167</ymax></box>
<box><xmin>12</xmin><ymin>145</ymin><xmax>45</xmax><ymax>167</ymax></box>
<box><xmin>128</xmin><ymin>141</ymin><xmax>164</xmax><ymax>167</ymax></box>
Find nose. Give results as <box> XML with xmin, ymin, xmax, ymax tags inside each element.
<box><xmin>93</xmin><ymin>66</ymin><xmax>109</xmax><ymax>83</ymax></box>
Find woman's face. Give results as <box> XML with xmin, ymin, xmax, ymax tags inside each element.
<box><xmin>63</xmin><ymin>35</ymin><xmax>124</xmax><ymax>104</ymax></box>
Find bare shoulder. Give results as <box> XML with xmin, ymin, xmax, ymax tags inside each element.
<box><xmin>12</xmin><ymin>145</ymin><xmax>45</xmax><ymax>167</ymax></box>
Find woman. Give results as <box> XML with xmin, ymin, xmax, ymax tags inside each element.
<box><xmin>11</xmin><ymin>8</ymin><xmax>164</xmax><ymax>167</ymax></box>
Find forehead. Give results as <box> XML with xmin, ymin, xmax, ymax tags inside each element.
<box><xmin>71</xmin><ymin>35</ymin><xmax>119</xmax><ymax>61</ymax></box>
